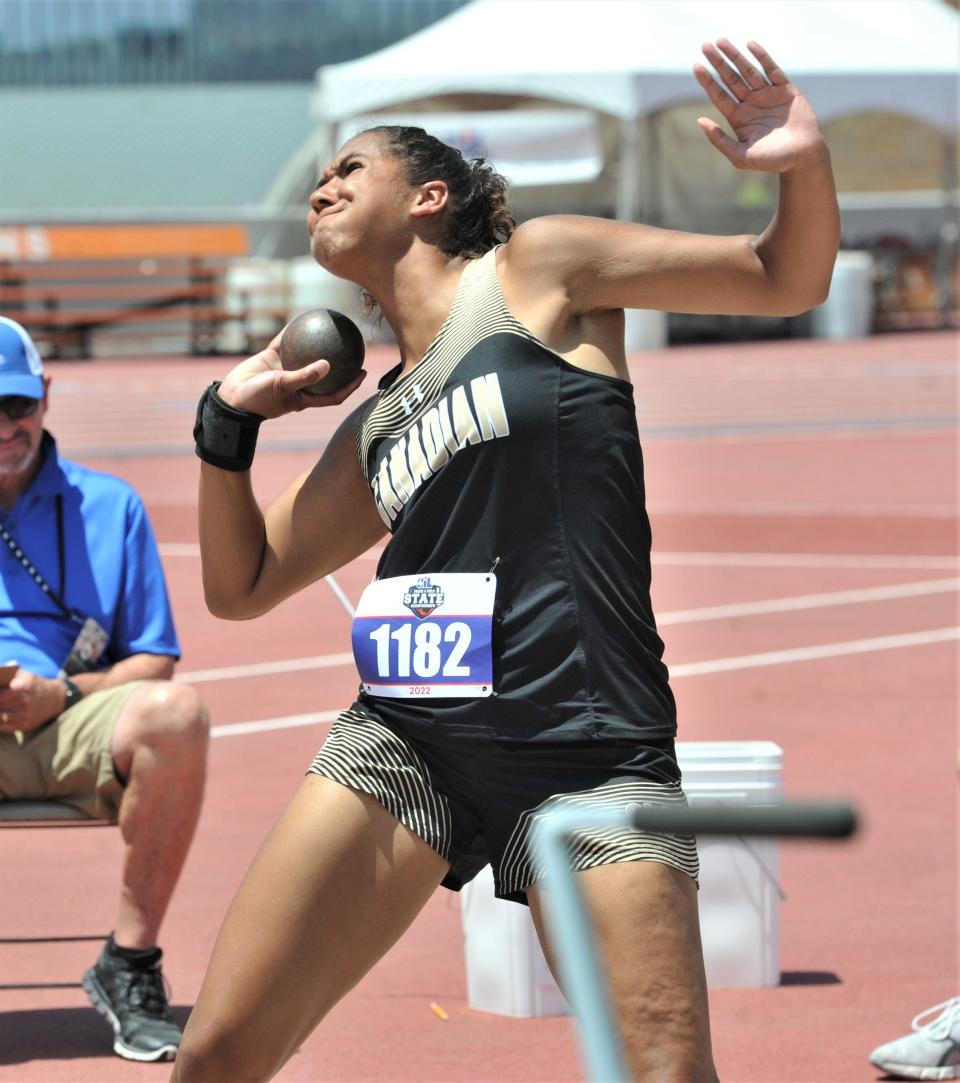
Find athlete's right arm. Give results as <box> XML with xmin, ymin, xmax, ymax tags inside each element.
<box><xmin>199</xmin><ymin>401</ymin><xmax>385</xmax><ymax>619</ymax></box>
<box><xmin>197</xmin><ymin>340</ymin><xmax>385</xmax><ymax>620</ymax></box>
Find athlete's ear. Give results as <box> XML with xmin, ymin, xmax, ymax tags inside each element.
<box><xmin>410</xmin><ymin>180</ymin><xmax>449</xmax><ymax>220</ymax></box>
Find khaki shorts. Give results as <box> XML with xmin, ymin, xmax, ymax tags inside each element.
<box><xmin>0</xmin><ymin>682</ymin><xmax>146</xmax><ymax>821</ymax></box>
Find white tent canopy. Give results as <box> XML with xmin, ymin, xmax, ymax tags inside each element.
<box><xmin>313</xmin><ymin>0</ymin><xmax>959</xmax><ymax>131</ymax></box>
<box><xmin>336</xmin><ymin>109</ymin><xmax>604</xmax><ymax>187</ymax></box>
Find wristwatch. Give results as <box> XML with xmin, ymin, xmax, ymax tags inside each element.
<box><xmin>61</xmin><ymin>678</ymin><xmax>83</xmax><ymax>712</ymax></box>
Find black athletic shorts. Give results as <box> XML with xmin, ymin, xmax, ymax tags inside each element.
<box><xmin>307</xmin><ymin>704</ymin><xmax>699</xmax><ymax>904</ymax></box>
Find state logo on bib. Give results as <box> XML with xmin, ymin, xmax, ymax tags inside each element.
<box><xmin>352</xmin><ymin>572</ymin><xmax>496</xmax><ymax>698</ymax></box>
<box><xmin>404</xmin><ymin>576</ymin><xmax>444</xmax><ymax>619</ymax></box>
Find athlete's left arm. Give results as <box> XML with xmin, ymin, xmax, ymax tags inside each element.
<box><xmin>507</xmin><ymin>40</ymin><xmax>839</xmax><ymax>319</ymax></box>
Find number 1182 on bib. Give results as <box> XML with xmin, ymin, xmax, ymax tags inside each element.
<box><xmin>351</xmin><ymin>572</ymin><xmax>496</xmax><ymax>698</ymax></box>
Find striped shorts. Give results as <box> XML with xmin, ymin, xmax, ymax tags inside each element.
<box><xmin>308</xmin><ymin>706</ymin><xmax>699</xmax><ymax>904</ymax></box>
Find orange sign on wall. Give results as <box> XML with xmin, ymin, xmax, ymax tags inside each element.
<box><xmin>0</xmin><ymin>224</ymin><xmax>249</xmax><ymax>261</ymax></box>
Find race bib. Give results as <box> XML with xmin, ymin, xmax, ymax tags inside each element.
<box><xmin>352</xmin><ymin>572</ymin><xmax>496</xmax><ymax>699</ymax></box>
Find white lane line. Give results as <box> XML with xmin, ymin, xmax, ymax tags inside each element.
<box><xmin>206</xmin><ymin>627</ymin><xmax>959</xmax><ymax>740</ymax></box>
<box><xmin>653</xmin><ymin>552</ymin><xmax>960</xmax><ymax>570</ymax></box>
<box><xmin>211</xmin><ymin>710</ymin><xmax>341</xmax><ymax>739</ymax></box>
<box><xmin>177</xmin><ymin>653</ymin><xmax>355</xmax><ymax>684</ymax></box>
<box><xmin>647</xmin><ymin>501</ymin><xmax>958</xmax><ymax>519</ymax></box>
<box><xmin>177</xmin><ymin>580</ymin><xmax>958</xmax><ymax>685</ymax></box>
<box><xmin>657</xmin><ymin>577</ymin><xmax>959</xmax><ymax>625</ymax></box>
<box><xmin>669</xmin><ymin>626</ymin><xmax>959</xmax><ymax>678</ymax></box>
<box><xmin>158</xmin><ymin>543</ymin><xmax>201</xmax><ymax>556</ymax></box>
<box><xmin>324</xmin><ymin>573</ymin><xmax>357</xmax><ymax>617</ymax></box>
<box><xmin>157</xmin><ymin>541</ymin><xmax>383</xmax><ymax>563</ymax></box>
<box><xmin>160</xmin><ymin>543</ymin><xmax>960</xmax><ymax>571</ymax></box>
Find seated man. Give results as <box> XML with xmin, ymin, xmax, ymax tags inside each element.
<box><xmin>0</xmin><ymin>316</ymin><xmax>209</xmax><ymax>1063</ymax></box>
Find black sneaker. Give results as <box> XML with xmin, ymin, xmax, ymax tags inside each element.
<box><xmin>81</xmin><ymin>935</ymin><xmax>181</xmax><ymax>1062</ymax></box>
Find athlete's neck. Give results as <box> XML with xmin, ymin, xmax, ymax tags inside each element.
<box><xmin>370</xmin><ymin>251</ymin><xmax>470</xmax><ymax>372</ymax></box>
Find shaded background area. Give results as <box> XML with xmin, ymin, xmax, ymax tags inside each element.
<box><xmin>0</xmin><ymin>0</ymin><xmax>957</xmax><ymax>355</ymax></box>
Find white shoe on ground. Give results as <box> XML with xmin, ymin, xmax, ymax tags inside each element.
<box><xmin>869</xmin><ymin>997</ymin><xmax>960</xmax><ymax>1081</ymax></box>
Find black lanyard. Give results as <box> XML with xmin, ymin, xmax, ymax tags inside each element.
<box><xmin>0</xmin><ymin>495</ymin><xmax>82</xmax><ymax>625</ymax></box>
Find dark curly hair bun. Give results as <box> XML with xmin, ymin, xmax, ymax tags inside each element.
<box><xmin>365</xmin><ymin>125</ymin><xmax>516</xmax><ymax>258</ymax></box>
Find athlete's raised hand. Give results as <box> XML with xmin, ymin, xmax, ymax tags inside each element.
<box><xmin>694</xmin><ymin>39</ymin><xmax>825</xmax><ymax>174</ymax></box>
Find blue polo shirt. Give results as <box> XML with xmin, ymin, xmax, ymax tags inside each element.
<box><xmin>0</xmin><ymin>433</ymin><xmax>180</xmax><ymax>678</ymax></box>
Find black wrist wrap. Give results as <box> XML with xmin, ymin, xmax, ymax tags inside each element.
<box><xmin>194</xmin><ymin>382</ymin><xmax>266</xmax><ymax>472</ymax></box>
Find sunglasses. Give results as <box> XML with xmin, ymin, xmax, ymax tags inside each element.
<box><xmin>0</xmin><ymin>396</ymin><xmax>40</xmax><ymax>421</ymax></box>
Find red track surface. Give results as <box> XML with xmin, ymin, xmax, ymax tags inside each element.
<box><xmin>1</xmin><ymin>331</ymin><xmax>957</xmax><ymax>1082</ymax></box>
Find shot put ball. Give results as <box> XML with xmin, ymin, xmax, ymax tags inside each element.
<box><xmin>278</xmin><ymin>308</ymin><xmax>365</xmax><ymax>395</ymax></box>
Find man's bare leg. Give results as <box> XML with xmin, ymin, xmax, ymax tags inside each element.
<box><xmin>110</xmin><ymin>682</ymin><xmax>210</xmax><ymax>949</ymax></box>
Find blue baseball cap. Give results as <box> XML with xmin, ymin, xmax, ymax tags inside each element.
<box><xmin>0</xmin><ymin>317</ymin><xmax>44</xmax><ymax>399</ymax></box>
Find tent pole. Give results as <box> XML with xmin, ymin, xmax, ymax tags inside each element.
<box><xmin>647</xmin><ymin>115</ymin><xmax>663</xmax><ymax>227</ymax></box>
<box><xmin>615</xmin><ymin>116</ymin><xmax>638</xmax><ymax>223</ymax></box>
<box><xmin>935</xmin><ymin>132</ymin><xmax>958</xmax><ymax>328</ymax></box>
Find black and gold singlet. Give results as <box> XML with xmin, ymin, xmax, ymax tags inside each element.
<box><xmin>353</xmin><ymin>248</ymin><xmax>676</xmax><ymax>745</ymax></box>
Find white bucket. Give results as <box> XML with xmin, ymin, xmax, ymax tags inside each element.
<box><xmin>811</xmin><ymin>251</ymin><xmax>875</xmax><ymax>340</ymax></box>
<box><xmin>286</xmin><ymin>256</ymin><xmax>364</xmax><ymax>318</ymax></box>
<box><xmin>460</xmin><ymin>740</ymin><xmax>784</xmax><ymax>1017</ymax></box>
<box><xmin>680</xmin><ymin>741</ymin><xmax>783</xmax><ymax>990</ymax></box>
<box><xmin>624</xmin><ymin>308</ymin><xmax>668</xmax><ymax>351</ymax></box>
<box><xmin>217</xmin><ymin>258</ymin><xmax>290</xmax><ymax>353</ymax></box>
